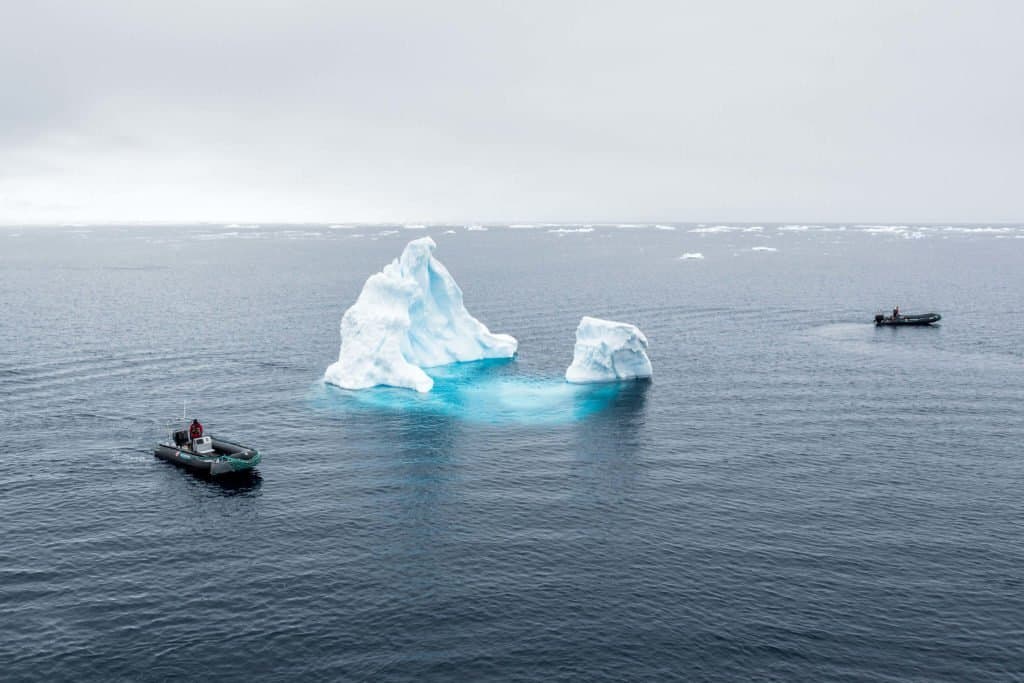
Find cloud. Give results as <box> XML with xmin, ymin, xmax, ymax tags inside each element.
<box><xmin>2</xmin><ymin>1</ymin><xmax>1023</xmax><ymax>224</ymax></box>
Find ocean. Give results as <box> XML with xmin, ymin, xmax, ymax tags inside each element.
<box><xmin>1</xmin><ymin>223</ymin><xmax>1022</xmax><ymax>681</ymax></box>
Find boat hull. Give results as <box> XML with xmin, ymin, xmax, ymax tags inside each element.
<box><xmin>154</xmin><ymin>436</ymin><xmax>261</xmax><ymax>476</ymax></box>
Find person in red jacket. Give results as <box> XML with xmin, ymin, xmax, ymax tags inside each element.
<box><xmin>189</xmin><ymin>418</ymin><xmax>204</xmax><ymax>441</ymax></box>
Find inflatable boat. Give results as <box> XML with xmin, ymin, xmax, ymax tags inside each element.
<box><xmin>874</xmin><ymin>312</ymin><xmax>941</xmax><ymax>326</ymax></box>
<box><xmin>155</xmin><ymin>424</ymin><xmax>261</xmax><ymax>476</ymax></box>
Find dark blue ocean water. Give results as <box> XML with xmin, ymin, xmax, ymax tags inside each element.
<box><xmin>1</xmin><ymin>223</ymin><xmax>1022</xmax><ymax>681</ymax></box>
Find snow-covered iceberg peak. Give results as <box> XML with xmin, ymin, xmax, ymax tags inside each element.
<box><xmin>324</xmin><ymin>237</ymin><xmax>518</xmax><ymax>393</ymax></box>
<box><xmin>565</xmin><ymin>316</ymin><xmax>652</xmax><ymax>384</ymax></box>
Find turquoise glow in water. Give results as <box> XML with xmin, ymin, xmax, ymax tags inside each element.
<box><xmin>314</xmin><ymin>359</ymin><xmax>631</xmax><ymax>425</ymax></box>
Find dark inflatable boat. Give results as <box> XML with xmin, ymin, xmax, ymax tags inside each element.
<box><xmin>155</xmin><ymin>422</ymin><xmax>261</xmax><ymax>476</ymax></box>
<box><xmin>874</xmin><ymin>312</ymin><xmax>941</xmax><ymax>326</ymax></box>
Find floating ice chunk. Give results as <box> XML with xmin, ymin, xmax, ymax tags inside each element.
<box><xmin>751</xmin><ymin>246</ymin><xmax>777</xmax><ymax>252</ymax></box>
<box><xmin>679</xmin><ymin>252</ymin><xmax>705</xmax><ymax>260</ymax></box>
<box><xmin>859</xmin><ymin>225</ymin><xmax>909</xmax><ymax>234</ymax></box>
<box><xmin>942</xmin><ymin>226</ymin><xmax>1011</xmax><ymax>234</ymax></box>
<box><xmin>549</xmin><ymin>227</ymin><xmax>594</xmax><ymax>234</ymax></box>
<box><xmin>690</xmin><ymin>225</ymin><xmax>737</xmax><ymax>233</ymax></box>
<box><xmin>654</xmin><ymin>224</ymin><xmax>676</xmax><ymax>231</ymax></box>
<box><xmin>565</xmin><ymin>317</ymin><xmax>652</xmax><ymax>384</ymax></box>
<box><xmin>324</xmin><ymin>237</ymin><xmax>518</xmax><ymax>392</ymax></box>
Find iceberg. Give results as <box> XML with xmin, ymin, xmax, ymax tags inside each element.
<box><xmin>324</xmin><ymin>237</ymin><xmax>517</xmax><ymax>392</ymax></box>
<box><xmin>565</xmin><ymin>316</ymin><xmax>652</xmax><ymax>384</ymax></box>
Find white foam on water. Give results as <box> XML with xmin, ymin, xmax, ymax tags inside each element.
<box><xmin>679</xmin><ymin>252</ymin><xmax>705</xmax><ymax>260</ymax></box>
<box><xmin>751</xmin><ymin>246</ymin><xmax>778</xmax><ymax>252</ymax></box>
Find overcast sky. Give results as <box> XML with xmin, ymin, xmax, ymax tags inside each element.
<box><xmin>1</xmin><ymin>1</ymin><xmax>1021</xmax><ymax>225</ymax></box>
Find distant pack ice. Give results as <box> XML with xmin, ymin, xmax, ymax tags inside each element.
<box><xmin>565</xmin><ymin>316</ymin><xmax>652</xmax><ymax>383</ymax></box>
<box><xmin>324</xmin><ymin>237</ymin><xmax>518</xmax><ymax>392</ymax></box>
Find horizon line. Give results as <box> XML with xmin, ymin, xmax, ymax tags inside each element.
<box><xmin>2</xmin><ymin>219</ymin><xmax>1022</xmax><ymax>229</ymax></box>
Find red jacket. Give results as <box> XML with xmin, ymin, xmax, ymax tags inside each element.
<box><xmin>189</xmin><ymin>422</ymin><xmax>203</xmax><ymax>439</ymax></box>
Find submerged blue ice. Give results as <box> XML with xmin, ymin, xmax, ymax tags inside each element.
<box><xmin>314</xmin><ymin>359</ymin><xmax>639</xmax><ymax>425</ymax></box>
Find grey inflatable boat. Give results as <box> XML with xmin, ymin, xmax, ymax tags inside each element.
<box><xmin>874</xmin><ymin>312</ymin><xmax>941</xmax><ymax>326</ymax></box>
<box><xmin>155</xmin><ymin>425</ymin><xmax>261</xmax><ymax>476</ymax></box>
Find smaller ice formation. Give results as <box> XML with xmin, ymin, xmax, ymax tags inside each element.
<box><xmin>565</xmin><ymin>316</ymin><xmax>652</xmax><ymax>384</ymax></box>
<box><xmin>324</xmin><ymin>237</ymin><xmax>517</xmax><ymax>393</ymax></box>
<box><xmin>679</xmin><ymin>252</ymin><xmax>704</xmax><ymax>260</ymax></box>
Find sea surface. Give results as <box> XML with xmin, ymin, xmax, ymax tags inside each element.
<box><xmin>1</xmin><ymin>223</ymin><xmax>1022</xmax><ymax>681</ymax></box>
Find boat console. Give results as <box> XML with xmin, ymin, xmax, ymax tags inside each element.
<box><xmin>191</xmin><ymin>436</ymin><xmax>215</xmax><ymax>454</ymax></box>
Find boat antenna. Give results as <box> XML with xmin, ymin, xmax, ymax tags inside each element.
<box><xmin>183</xmin><ymin>399</ymin><xmax>187</xmax><ymax>421</ymax></box>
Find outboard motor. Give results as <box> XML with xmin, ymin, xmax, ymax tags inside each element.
<box><xmin>173</xmin><ymin>430</ymin><xmax>189</xmax><ymax>447</ymax></box>
<box><xmin>874</xmin><ymin>314</ymin><xmax>884</xmax><ymax>324</ymax></box>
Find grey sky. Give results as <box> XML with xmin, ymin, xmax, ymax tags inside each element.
<box><xmin>1</xmin><ymin>0</ymin><xmax>1021</xmax><ymax>224</ymax></box>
